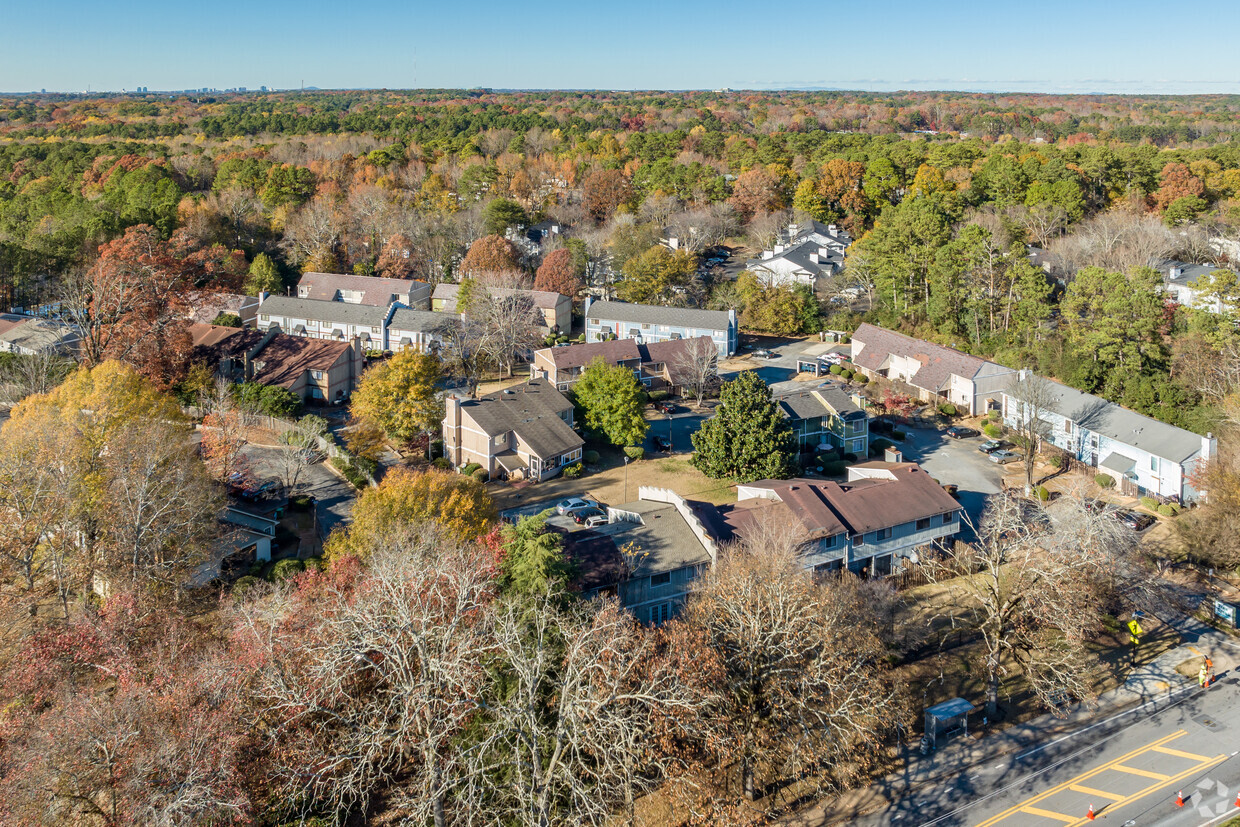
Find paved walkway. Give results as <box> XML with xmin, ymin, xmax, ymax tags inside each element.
<box><xmin>782</xmin><ymin>615</ymin><xmax>1240</xmax><ymax>826</ymax></box>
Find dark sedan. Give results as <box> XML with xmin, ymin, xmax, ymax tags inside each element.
<box><xmin>945</xmin><ymin>426</ymin><xmax>980</xmax><ymax>439</ymax></box>
<box><xmin>978</xmin><ymin>439</ymin><xmax>1009</xmax><ymax>454</ymax></box>
<box><xmin>1116</xmin><ymin>509</ymin><xmax>1156</xmax><ymax>531</ymax></box>
<box><xmin>572</xmin><ymin>507</ymin><xmax>607</xmax><ymax>525</ymax></box>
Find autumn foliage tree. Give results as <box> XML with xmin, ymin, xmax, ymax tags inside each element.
<box><xmin>533</xmin><ymin>248</ymin><xmax>584</xmax><ymax>297</ymax></box>
<box><xmin>583</xmin><ymin>168</ymin><xmax>630</xmax><ymax>223</ymax></box>
<box><xmin>324</xmin><ymin>467</ymin><xmax>497</xmax><ymax>560</ymax></box>
<box><xmin>349</xmin><ymin>350</ymin><xmax>444</xmax><ymax>446</ymax></box>
<box><xmin>460</xmin><ymin>234</ymin><xmax>521</xmax><ymax>276</ymax></box>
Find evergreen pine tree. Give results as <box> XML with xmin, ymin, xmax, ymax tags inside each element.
<box><xmin>691</xmin><ymin>370</ymin><xmax>795</xmax><ymax>482</ymax></box>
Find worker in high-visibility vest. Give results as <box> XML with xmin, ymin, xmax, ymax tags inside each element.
<box><xmin>1199</xmin><ymin>662</ymin><xmax>1209</xmax><ymax>687</ymax></box>
<box><xmin>1206</xmin><ymin>657</ymin><xmax>1215</xmax><ymax>688</ymax></box>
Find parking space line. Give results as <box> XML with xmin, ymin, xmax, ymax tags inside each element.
<box><xmin>1019</xmin><ymin>805</ymin><xmax>1078</xmax><ymax>822</ymax></box>
<box><xmin>1152</xmin><ymin>745</ymin><xmax>1213</xmax><ymax>762</ymax></box>
<box><xmin>1111</xmin><ymin>765</ymin><xmax>1171</xmax><ymax>781</ymax></box>
<box><xmin>1068</xmin><ymin>784</ymin><xmax>1124</xmax><ymax>801</ymax></box>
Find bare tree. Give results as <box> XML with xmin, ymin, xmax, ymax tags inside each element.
<box><xmin>475</xmin><ymin>292</ymin><xmax>544</xmax><ymax>378</ymax></box>
<box><xmin>440</xmin><ymin>315</ymin><xmax>490</xmax><ymax>398</ymax></box>
<box><xmin>670</xmin><ymin>336</ymin><xmax>720</xmax><ymax>409</ymax></box>
<box><xmin>1049</xmin><ymin>211</ymin><xmax>1175</xmax><ymax>276</ymax></box>
<box><xmin>280</xmin><ymin>195</ymin><xmax>343</xmax><ymax>268</ymax></box>
<box><xmin>677</xmin><ymin>538</ymin><xmax>900</xmax><ymax>805</ymax></box>
<box><xmin>468</xmin><ymin>595</ymin><xmax>704</xmax><ymax>827</ymax></box>
<box><xmin>237</xmin><ymin>533</ymin><xmax>496</xmax><ymax>827</ymax></box>
<box><xmin>0</xmin><ymin>420</ymin><xmax>64</xmax><ymax>614</ymax></box>
<box><xmin>0</xmin><ymin>349</ymin><xmax>73</xmax><ymax>410</ymax></box>
<box><xmin>922</xmin><ymin>493</ymin><xmax>1134</xmax><ymax>718</ymax></box>
<box><xmin>639</xmin><ymin>192</ymin><xmax>681</xmax><ymax>228</ymax></box>
<box><xmin>1006</xmin><ymin>370</ymin><xmax>1057</xmax><ymax>495</ymax></box>
<box><xmin>275</xmin><ymin>416</ymin><xmax>329</xmax><ymax>495</ymax></box>
<box><xmin>104</xmin><ymin>419</ymin><xmax>222</xmax><ymax>593</ymax></box>
<box><xmin>746</xmin><ymin>209</ymin><xmax>788</xmax><ymax>251</ymax></box>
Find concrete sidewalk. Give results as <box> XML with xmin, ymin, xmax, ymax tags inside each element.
<box><xmin>782</xmin><ymin>616</ymin><xmax>1239</xmax><ymax>826</ymax></box>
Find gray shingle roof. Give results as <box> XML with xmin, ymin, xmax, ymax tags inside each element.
<box><xmin>1158</xmin><ymin>260</ymin><xmax>1222</xmax><ymax>287</ymax></box>
<box><xmin>585</xmin><ymin>300</ymin><xmax>733</xmax><ymax>331</ymax></box>
<box><xmin>433</xmin><ymin>283</ymin><xmax>565</xmax><ymax>311</ymax></box>
<box><xmin>594</xmin><ymin>500</ymin><xmax>714</xmax><ymax>577</ymax></box>
<box><xmin>387</xmin><ymin>307</ymin><xmax>455</xmax><ymax>333</ymax></box>
<box><xmin>776</xmin><ymin>385</ymin><xmax>863</xmax><ymax>421</ymax></box>
<box><xmin>259</xmin><ymin>296</ymin><xmax>388</xmax><ymax>327</ymax></box>
<box><xmin>458</xmin><ymin>380</ymin><xmax>582</xmax><ymax>460</ymax></box>
<box><xmin>1029</xmin><ymin>378</ymin><xmax>1206</xmax><ymax>463</ymax></box>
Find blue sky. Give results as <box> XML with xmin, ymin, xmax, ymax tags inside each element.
<box><xmin>5</xmin><ymin>0</ymin><xmax>1240</xmax><ymax>94</ymax></box>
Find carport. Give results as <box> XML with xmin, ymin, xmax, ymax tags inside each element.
<box><xmin>797</xmin><ymin>359</ymin><xmax>827</xmax><ymax>376</ymax></box>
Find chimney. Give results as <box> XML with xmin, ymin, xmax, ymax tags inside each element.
<box><xmin>828</xmin><ymin>224</ymin><xmax>837</xmax><ymax>233</ymax></box>
<box><xmin>1204</xmin><ymin>432</ymin><xmax>1217</xmax><ymax>461</ymax></box>
<box><xmin>773</xmin><ymin>244</ymin><xmax>784</xmax><ymax>254</ymax></box>
<box><xmin>788</xmin><ymin>223</ymin><xmax>798</xmax><ymax>236</ymax></box>
<box><xmin>258</xmin><ymin>290</ymin><xmax>270</xmax><ymax>304</ymax></box>
<box><xmin>809</xmin><ymin>252</ymin><xmax>819</xmax><ymax>264</ymax></box>
<box><xmin>762</xmin><ymin>250</ymin><xmax>773</xmax><ymax>260</ymax></box>
<box><xmin>583</xmin><ymin>296</ymin><xmax>593</xmax><ymax>320</ymax></box>
<box><xmin>445</xmin><ymin>395</ymin><xmax>462</xmax><ymax>466</ymax></box>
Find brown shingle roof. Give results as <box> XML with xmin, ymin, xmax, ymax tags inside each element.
<box><xmin>640</xmin><ymin>335</ymin><xmax>716</xmax><ymax>366</ymax></box>
<box><xmin>0</xmin><ymin>314</ymin><xmax>32</xmax><ymax>337</ymax></box>
<box><xmin>852</xmin><ymin>323</ymin><xmax>991</xmax><ymax>392</ymax></box>
<box><xmin>251</xmin><ymin>337</ymin><xmax>353</xmax><ymax>389</ymax></box>
<box><xmin>297</xmin><ymin>272</ymin><xmax>427</xmax><ymax>306</ymax></box>
<box><xmin>540</xmin><ymin>339</ymin><xmax>642</xmax><ymax>371</ymax></box>
<box><xmin>737</xmin><ymin>468</ymin><xmax>959</xmax><ymax>538</ymax></box>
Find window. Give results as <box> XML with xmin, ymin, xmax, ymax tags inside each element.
<box><xmin>853</xmin><ymin>534</ymin><xmax>864</xmax><ymax>546</ymax></box>
<box><xmin>310</xmin><ymin>369</ymin><xmax>324</xmax><ymax>380</ymax></box>
<box><xmin>851</xmin><ymin>439</ymin><xmax>865</xmax><ymax>453</ymax></box>
<box><xmin>494</xmin><ymin>435</ymin><xmax>505</xmax><ymax>447</ymax></box>
<box><xmin>589</xmin><ymin>319</ymin><xmax>598</xmax><ymax>325</ymax></box>
<box><xmin>650</xmin><ymin>572</ymin><xmax>671</xmax><ymax>586</ymax></box>
<box><xmin>259</xmin><ymin>314</ymin><xmax>269</xmax><ymax>322</ymax></box>
<box><xmin>641</xmin><ymin>323</ymin><xmax>650</xmax><ymax>330</ymax></box>
<box><xmin>1064</xmin><ymin>419</ymin><xmax>1074</xmax><ymax>435</ymax></box>
<box><xmin>1150</xmin><ymin>456</ymin><xmax>1158</xmax><ymax>471</ymax></box>
<box><xmin>875</xmin><ymin>527</ymin><xmax>892</xmax><ymax>541</ymax></box>
<box><xmin>650</xmin><ymin>602</ymin><xmax>672</xmax><ymax>624</ymax></box>
<box><xmin>916</xmin><ymin>517</ymin><xmax>931</xmax><ymax>530</ymax></box>
<box><xmin>943</xmin><ymin>512</ymin><xmax>955</xmax><ymax>525</ymax></box>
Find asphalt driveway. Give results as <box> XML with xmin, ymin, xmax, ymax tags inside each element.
<box><xmin>889</xmin><ymin>425</ymin><xmax>1004</xmax><ymax>538</ymax></box>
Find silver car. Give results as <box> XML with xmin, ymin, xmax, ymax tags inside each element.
<box><xmin>989</xmin><ymin>449</ymin><xmax>1021</xmax><ymax>464</ymax></box>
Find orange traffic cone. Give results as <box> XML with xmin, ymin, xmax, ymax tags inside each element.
<box><xmin>1234</xmin><ymin>790</ymin><xmax>1240</xmax><ymax>807</ymax></box>
<box><xmin>1087</xmin><ymin>803</ymin><xmax>1096</xmax><ymax>820</ymax></box>
<box><xmin>1177</xmin><ymin>790</ymin><xmax>1185</xmax><ymax>807</ymax></box>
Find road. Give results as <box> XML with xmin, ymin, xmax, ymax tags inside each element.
<box><xmin>834</xmin><ymin>617</ymin><xmax>1240</xmax><ymax>827</ymax></box>
<box><xmin>241</xmin><ymin>442</ymin><xmax>357</xmax><ymax>537</ymax></box>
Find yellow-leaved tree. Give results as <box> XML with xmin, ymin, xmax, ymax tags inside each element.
<box><xmin>350</xmin><ymin>350</ymin><xmax>444</xmax><ymax>449</ymax></box>
<box><xmin>324</xmin><ymin>467</ymin><xmax>496</xmax><ymax>561</ymax></box>
<box><xmin>1</xmin><ymin>361</ymin><xmax>219</xmax><ymax>612</ymax></box>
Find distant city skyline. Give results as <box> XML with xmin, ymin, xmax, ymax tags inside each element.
<box><xmin>5</xmin><ymin>0</ymin><xmax>1240</xmax><ymax>96</ymax></box>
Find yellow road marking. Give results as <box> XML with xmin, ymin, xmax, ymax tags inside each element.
<box><xmin>1111</xmin><ymin>765</ymin><xmax>1171</xmax><ymax>781</ymax></box>
<box><xmin>974</xmin><ymin>731</ymin><xmax>1188</xmax><ymax>827</ymax></box>
<box><xmin>1068</xmin><ymin>784</ymin><xmax>1124</xmax><ymax>802</ymax></box>
<box><xmin>1152</xmin><ymin>745</ymin><xmax>1213</xmax><ymax>762</ymax></box>
<box><xmin>1019</xmin><ymin>805</ymin><xmax>1078</xmax><ymax>822</ymax></box>
<box><xmin>1059</xmin><ymin>754</ymin><xmax>1229</xmax><ymax>826</ymax></box>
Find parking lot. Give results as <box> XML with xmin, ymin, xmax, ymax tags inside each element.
<box><xmin>499</xmin><ymin>496</ymin><xmax>606</xmax><ymax>531</ymax></box>
<box><xmin>891</xmin><ymin>426</ymin><xmax>1006</xmax><ymax>537</ymax></box>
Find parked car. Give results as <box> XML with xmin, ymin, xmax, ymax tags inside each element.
<box><xmin>1117</xmin><ymin>509</ymin><xmax>1156</xmax><ymax>531</ymax></box>
<box><xmin>580</xmin><ymin>513</ymin><xmax>609</xmax><ymax>528</ymax></box>
<box><xmin>989</xmin><ymin>449</ymin><xmax>1021</xmax><ymax>464</ymax></box>
<box><xmin>750</xmin><ymin>348</ymin><xmax>775</xmax><ymax>359</ymax></box>
<box><xmin>978</xmin><ymin>439</ymin><xmax>1009</xmax><ymax>454</ymax></box>
<box><xmin>652</xmin><ymin>436</ymin><xmax>672</xmax><ymax>452</ymax></box>
<box><xmin>555</xmin><ymin>497</ymin><xmax>600</xmax><ymax>516</ymax></box>
<box><xmin>945</xmin><ymin>426</ymin><xmax>980</xmax><ymax>439</ymax></box>
<box><xmin>228</xmin><ymin>473</ymin><xmax>279</xmax><ymax>502</ymax></box>
<box><xmin>820</xmin><ymin>351</ymin><xmax>849</xmax><ymax>366</ymax></box>
<box><xmin>654</xmin><ymin>401</ymin><xmax>677</xmax><ymax>414</ymax></box>
<box><xmin>572</xmin><ymin>507</ymin><xmax>606</xmax><ymax>525</ymax></box>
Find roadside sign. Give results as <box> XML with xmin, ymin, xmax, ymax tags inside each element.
<box><xmin>1214</xmin><ymin>599</ymin><xmax>1236</xmax><ymax>627</ymax></box>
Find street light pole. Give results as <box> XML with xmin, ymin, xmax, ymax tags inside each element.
<box><xmin>624</xmin><ymin>455</ymin><xmax>630</xmax><ymax>503</ymax></box>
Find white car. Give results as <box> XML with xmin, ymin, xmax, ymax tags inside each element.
<box><xmin>555</xmin><ymin>497</ymin><xmax>600</xmax><ymax>516</ymax></box>
<box><xmin>819</xmin><ymin>351</ymin><xmax>849</xmax><ymax>366</ymax></box>
<box><xmin>581</xmin><ymin>513</ymin><xmax>609</xmax><ymax>528</ymax></box>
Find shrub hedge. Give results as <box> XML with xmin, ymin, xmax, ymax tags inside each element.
<box><xmin>1095</xmin><ymin>473</ymin><xmax>1115</xmax><ymax>488</ymax></box>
